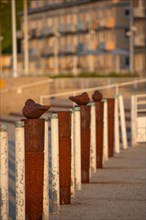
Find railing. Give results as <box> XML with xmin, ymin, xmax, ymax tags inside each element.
<box><xmin>131</xmin><ymin>93</ymin><xmax>146</xmax><ymax>145</ymax></box>
<box><xmin>40</xmin><ymin>78</ymin><xmax>146</xmax><ymax>104</ymax></box>
<box><xmin>0</xmin><ymin>79</ymin><xmax>53</xmax><ymax>93</ymax></box>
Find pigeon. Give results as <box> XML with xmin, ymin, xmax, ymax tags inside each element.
<box><xmin>69</xmin><ymin>92</ymin><xmax>90</xmax><ymax>105</ymax></box>
<box><xmin>22</xmin><ymin>99</ymin><xmax>50</xmax><ymax>119</ymax></box>
<box><xmin>92</xmin><ymin>90</ymin><xmax>103</xmax><ymax>102</ymax></box>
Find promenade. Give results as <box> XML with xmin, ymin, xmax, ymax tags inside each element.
<box><xmin>50</xmin><ymin>144</ymin><xmax>146</xmax><ymax>220</ymax></box>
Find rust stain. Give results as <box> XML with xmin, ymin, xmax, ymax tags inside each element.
<box><xmin>107</xmin><ymin>98</ymin><xmax>115</xmax><ymax>157</ymax></box>
<box><xmin>25</xmin><ymin>153</ymin><xmax>44</xmax><ymax>220</ymax></box>
<box><xmin>23</xmin><ymin>119</ymin><xmax>45</xmax><ymax>152</ymax></box>
<box><xmin>95</xmin><ymin>101</ymin><xmax>104</xmax><ymax>168</ymax></box>
<box><xmin>58</xmin><ymin>112</ymin><xmax>71</xmax><ymax>205</ymax></box>
<box><xmin>23</xmin><ymin>119</ymin><xmax>45</xmax><ymax>220</ymax></box>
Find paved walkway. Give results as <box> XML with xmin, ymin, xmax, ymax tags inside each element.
<box><xmin>50</xmin><ymin>144</ymin><xmax>146</xmax><ymax>220</ymax></box>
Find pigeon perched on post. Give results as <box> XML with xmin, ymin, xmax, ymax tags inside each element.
<box><xmin>92</xmin><ymin>90</ymin><xmax>103</xmax><ymax>102</ymax></box>
<box><xmin>69</xmin><ymin>92</ymin><xmax>90</xmax><ymax>105</ymax></box>
<box><xmin>22</xmin><ymin>99</ymin><xmax>50</xmax><ymax>119</ymax></box>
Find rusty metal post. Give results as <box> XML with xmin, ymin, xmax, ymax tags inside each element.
<box><xmin>107</xmin><ymin>98</ymin><xmax>115</xmax><ymax>157</ymax></box>
<box><xmin>23</xmin><ymin>119</ymin><xmax>45</xmax><ymax>220</ymax></box>
<box><xmin>80</xmin><ymin>105</ymin><xmax>90</xmax><ymax>183</ymax></box>
<box><xmin>95</xmin><ymin>101</ymin><xmax>104</xmax><ymax>168</ymax></box>
<box><xmin>70</xmin><ymin>108</ymin><xmax>75</xmax><ymax>197</ymax></box>
<box><xmin>58</xmin><ymin>111</ymin><xmax>71</xmax><ymax>205</ymax></box>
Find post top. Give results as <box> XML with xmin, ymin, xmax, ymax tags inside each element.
<box><xmin>102</xmin><ymin>99</ymin><xmax>108</xmax><ymax>103</ymax></box>
<box><xmin>15</xmin><ymin>121</ymin><xmax>24</xmax><ymax>128</ymax></box>
<box><xmin>73</xmin><ymin>106</ymin><xmax>80</xmax><ymax>111</ymax></box>
<box><xmin>0</xmin><ymin>124</ymin><xmax>7</xmax><ymax>131</ymax></box>
<box><xmin>87</xmin><ymin>101</ymin><xmax>95</xmax><ymax>106</ymax></box>
<box><xmin>51</xmin><ymin>113</ymin><xmax>58</xmax><ymax>119</ymax></box>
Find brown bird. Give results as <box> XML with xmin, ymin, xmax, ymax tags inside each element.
<box><xmin>22</xmin><ymin>99</ymin><xmax>50</xmax><ymax>119</ymax></box>
<box><xmin>69</xmin><ymin>92</ymin><xmax>90</xmax><ymax>105</ymax></box>
<box><xmin>92</xmin><ymin>90</ymin><xmax>103</xmax><ymax>102</ymax></box>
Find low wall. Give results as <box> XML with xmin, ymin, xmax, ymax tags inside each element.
<box><xmin>0</xmin><ymin>77</ymin><xmax>51</xmax><ymax>116</ymax></box>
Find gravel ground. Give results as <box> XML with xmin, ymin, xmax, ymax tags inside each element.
<box><xmin>50</xmin><ymin>144</ymin><xmax>146</xmax><ymax>220</ymax></box>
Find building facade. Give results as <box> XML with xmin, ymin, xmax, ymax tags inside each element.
<box><xmin>17</xmin><ymin>0</ymin><xmax>145</xmax><ymax>76</ymax></box>
<box><xmin>131</xmin><ymin>0</ymin><xmax>146</xmax><ymax>76</ymax></box>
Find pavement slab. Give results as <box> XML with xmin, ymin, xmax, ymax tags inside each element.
<box><xmin>50</xmin><ymin>145</ymin><xmax>146</xmax><ymax>220</ymax></box>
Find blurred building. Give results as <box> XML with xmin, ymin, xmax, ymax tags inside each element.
<box><xmin>131</xmin><ymin>0</ymin><xmax>146</xmax><ymax>76</ymax></box>
<box><xmin>17</xmin><ymin>0</ymin><xmax>145</xmax><ymax>76</ymax></box>
<box><xmin>1</xmin><ymin>54</ymin><xmax>12</xmax><ymax>76</ymax></box>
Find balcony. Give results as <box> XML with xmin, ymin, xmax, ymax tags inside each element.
<box><xmin>134</xmin><ymin>7</ymin><xmax>145</xmax><ymax>18</ymax></box>
<box><xmin>77</xmin><ymin>43</ymin><xmax>84</xmax><ymax>52</ymax></box>
<box><xmin>134</xmin><ymin>35</ymin><xmax>145</xmax><ymax>47</ymax></box>
<box><xmin>59</xmin><ymin>25</ymin><xmax>65</xmax><ymax>34</ymax></box>
<box><xmin>106</xmin><ymin>18</ymin><xmax>116</xmax><ymax>28</ymax></box>
<box><xmin>59</xmin><ymin>46</ymin><xmax>66</xmax><ymax>54</ymax></box>
<box><xmin>77</xmin><ymin>21</ymin><xmax>83</xmax><ymax>32</ymax></box>
<box><xmin>42</xmin><ymin>47</ymin><xmax>54</xmax><ymax>57</ymax></box>
<box><xmin>99</xmin><ymin>41</ymin><xmax>115</xmax><ymax>51</ymax></box>
<box><xmin>76</xmin><ymin>21</ymin><xmax>87</xmax><ymax>33</ymax></box>
<box><xmin>99</xmin><ymin>18</ymin><xmax>115</xmax><ymax>29</ymax></box>
<box><xmin>91</xmin><ymin>20</ymin><xmax>99</xmax><ymax>30</ymax></box>
<box><xmin>66</xmin><ymin>44</ymin><xmax>76</xmax><ymax>54</ymax></box>
<box><xmin>47</xmin><ymin>27</ymin><xmax>54</xmax><ymax>36</ymax></box>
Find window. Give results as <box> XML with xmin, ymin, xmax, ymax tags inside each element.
<box><xmin>125</xmin><ymin>8</ymin><xmax>130</xmax><ymax>16</ymax></box>
<box><xmin>125</xmin><ymin>56</ymin><xmax>129</xmax><ymax>66</ymax></box>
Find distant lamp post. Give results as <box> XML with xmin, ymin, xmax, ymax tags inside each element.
<box><xmin>11</xmin><ymin>0</ymin><xmax>18</xmax><ymax>77</ymax></box>
<box><xmin>54</xmin><ymin>32</ymin><xmax>60</xmax><ymax>75</ymax></box>
<box><xmin>23</xmin><ymin>0</ymin><xmax>29</xmax><ymax>76</ymax></box>
<box><xmin>0</xmin><ymin>35</ymin><xmax>4</xmax><ymax>76</ymax></box>
<box><xmin>128</xmin><ymin>0</ymin><xmax>137</xmax><ymax>74</ymax></box>
<box><xmin>126</xmin><ymin>25</ymin><xmax>137</xmax><ymax>74</ymax></box>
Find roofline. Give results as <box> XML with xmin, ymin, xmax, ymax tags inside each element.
<box><xmin>20</xmin><ymin>0</ymin><xmax>129</xmax><ymax>16</ymax></box>
<box><xmin>23</xmin><ymin>0</ymin><xmax>97</xmax><ymax>16</ymax></box>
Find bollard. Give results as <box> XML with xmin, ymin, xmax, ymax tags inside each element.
<box><xmin>95</xmin><ymin>101</ymin><xmax>104</xmax><ymax>168</ymax></box>
<box><xmin>15</xmin><ymin>121</ymin><xmax>25</xmax><ymax>220</ymax></box>
<box><xmin>107</xmin><ymin>98</ymin><xmax>115</xmax><ymax>157</ymax></box>
<box><xmin>0</xmin><ymin>124</ymin><xmax>8</xmax><ymax>220</ymax></box>
<box><xmin>80</xmin><ymin>105</ymin><xmax>90</xmax><ymax>183</ymax></box>
<box><xmin>70</xmin><ymin>108</ymin><xmax>75</xmax><ymax>197</ymax></box>
<box><xmin>23</xmin><ymin>119</ymin><xmax>45</xmax><ymax>220</ymax></box>
<box><xmin>43</xmin><ymin>118</ymin><xmax>49</xmax><ymax>220</ymax></box>
<box><xmin>118</xmin><ymin>95</ymin><xmax>128</xmax><ymax>149</ymax></box>
<box><xmin>50</xmin><ymin>113</ymin><xmax>60</xmax><ymax>213</ymax></box>
<box><xmin>131</xmin><ymin>95</ymin><xmax>137</xmax><ymax>147</ymax></box>
<box><xmin>74</xmin><ymin>106</ymin><xmax>81</xmax><ymax>190</ymax></box>
<box><xmin>69</xmin><ymin>92</ymin><xmax>90</xmax><ymax>184</ymax></box>
<box><xmin>89</xmin><ymin>102</ymin><xmax>96</xmax><ymax>178</ymax></box>
<box><xmin>58</xmin><ymin>111</ymin><xmax>71</xmax><ymax>205</ymax></box>
<box><xmin>114</xmin><ymin>96</ymin><xmax>120</xmax><ymax>153</ymax></box>
<box><xmin>103</xmin><ymin>99</ymin><xmax>108</xmax><ymax>163</ymax></box>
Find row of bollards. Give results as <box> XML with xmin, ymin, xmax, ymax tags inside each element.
<box><xmin>0</xmin><ymin>92</ymin><xmax>128</xmax><ymax>220</ymax></box>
